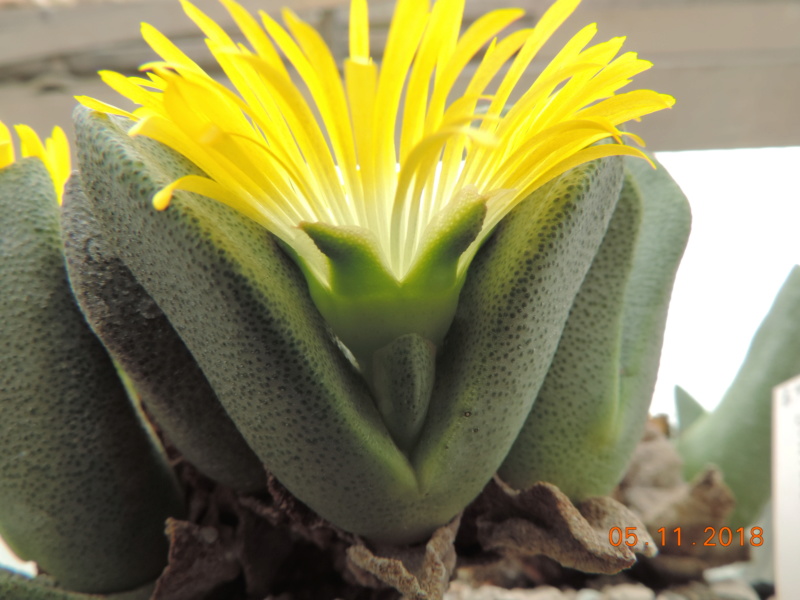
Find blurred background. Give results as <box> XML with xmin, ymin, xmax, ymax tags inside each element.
<box><xmin>1</xmin><ymin>0</ymin><xmax>799</xmax><ymax>445</ymax></box>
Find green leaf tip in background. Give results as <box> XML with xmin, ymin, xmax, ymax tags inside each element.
<box><xmin>677</xmin><ymin>265</ymin><xmax>800</xmax><ymax>529</ymax></box>
<box><xmin>60</xmin><ymin>176</ymin><xmax>266</xmax><ymax>493</ymax></box>
<box><xmin>73</xmin><ymin>106</ymin><xmax>626</xmax><ymax>544</ymax></box>
<box><xmin>0</xmin><ymin>157</ymin><xmax>185</xmax><ymax>594</ymax></box>
<box><xmin>498</xmin><ymin>155</ymin><xmax>691</xmax><ymax>499</ymax></box>
<box><xmin>674</xmin><ymin>385</ymin><xmax>707</xmax><ymax>432</ymax></box>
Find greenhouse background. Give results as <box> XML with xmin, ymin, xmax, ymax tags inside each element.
<box><xmin>1</xmin><ymin>0</ymin><xmax>798</xmax><ymax>150</ymax></box>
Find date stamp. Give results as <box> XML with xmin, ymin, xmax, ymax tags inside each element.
<box><xmin>608</xmin><ymin>526</ymin><xmax>764</xmax><ymax>548</ymax></box>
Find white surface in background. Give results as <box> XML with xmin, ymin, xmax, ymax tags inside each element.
<box><xmin>772</xmin><ymin>377</ymin><xmax>800</xmax><ymax>596</ymax></box>
<box><xmin>651</xmin><ymin>146</ymin><xmax>800</xmax><ymax>419</ymax></box>
<box><xmin>0</xmin><ymin>536</ymin><xmax>35</xmax><ymax>576</ymax></box>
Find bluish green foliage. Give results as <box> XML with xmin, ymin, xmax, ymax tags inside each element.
<box><xmin>61</xmin><ymin>174</ymin><xmax>266</xmax><ymax>492</ymax></box>
<box><xmin>499</xmin><ymin>156</ymin><xmax>691</xmax><ymax>499</ymax></box>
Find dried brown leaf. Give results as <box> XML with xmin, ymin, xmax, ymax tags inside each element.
<box><xmin>346</xmin><ymin>516</ymin><xmax>461</xmax><ymax>600</ymax></box>
<box><xmin>615</xmin><ymin>423</ymin><xmax>742</xmax><ymax>567</ymax></box>
<box><xmin>151</xmin><ymin>518</ymin><xmax>241</xmax><ymax>600</ymax></box>
<box><xmin>474</xmin><ymin>479</ymin><xmax>655</xmax><ymax>574</ymax></box>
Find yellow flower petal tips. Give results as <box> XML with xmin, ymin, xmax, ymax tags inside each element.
<box><xmin>78</xmin><ymin>0</ymin><xmax>673</xmax><ymax>366</ymax></box>
<box><xmin>0</xmin><ymin>121</ymin><xmax>71</xmax><ymax>205</ymax></box>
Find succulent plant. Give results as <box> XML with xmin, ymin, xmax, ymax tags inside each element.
<box><xmin>0</xmin><ymin>0</ymin><xmax>693</xmax><ymax>596</ymax></box>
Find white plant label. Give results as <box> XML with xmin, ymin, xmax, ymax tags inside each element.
<box><xmin>773</xmin><ymin>374</ymin><xmax>800</xmax><ymax>597</ymax></box>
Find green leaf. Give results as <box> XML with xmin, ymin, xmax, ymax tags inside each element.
<box><xmin>414</xmin><ymin>157</ymin><xmax>626</xmax><ymax>503</ymax></box>
<box><xmin>0</xmin><ymin>157</ymin><xmax>184</xmax><ymax>593</ymax></box>
<box><xmin>370</xmin><ymin>334</ymin><xmax>436</xmax><ymax>454</ymax></box>
<box><xmin>497</xmin><ymin>155</ymin><xmax>691</xmax><ymax>499</ymax></box>
<box><xmin>72</xmin><ymin>107</ymin><xmax>633</xmax><ymax>544</ymax></box>
<box><xmin>675</xmin><ymin>386</ymin><xmax>706</xmax><ymax>432</ymax></box>
<box><xmin>60</xmin><ymin>177</ymin><xmax>266</xmax><ymax>492</ymax></box>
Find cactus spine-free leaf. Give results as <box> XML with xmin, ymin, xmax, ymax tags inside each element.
<box><xmin>413</xmin><ymin>157</ymin><xmax>624</xmax><ymax>503</ymax></box>
<box><xmin>60</xmin><ymin>177</ymin><xmax>266</xmax><ymax>492</ymax></box>
<box><xmin>0</xmin><ymin>158</ymin><xmax>184</xmax><ymax>593</ymax></box>
<box><xmin>677</xmin><ymin>266</ymin><xmax>800</xmax><ymax>528</ymax></box>
<box><xmin>498</xmin><ymin>155</ymin><xmax>691</xmax><ymax>499</ymax></box>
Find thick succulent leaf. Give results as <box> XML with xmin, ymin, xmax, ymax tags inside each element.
<box><xmin>0</xmin><ymin>569</ymin><xmax>154</xmax><ymax>600</ymax></box>
<box><xmin>60</xmin><ymin>176</ymin><xmax>266</xmax><ymax>492</ymax></box>
<box><xmin>497</xmin><ymin>175</ymin><xmax>641</xmax><ymax>496</ymax></box>
<box><xmin>414</xmin><ymin>158</ymin><xmax>626</xmax><ymax>504</ymax></box>
<box><xmin>677</xmin><ymin>265</ymin><xmax>800</xmax><ymax>528</ymax></box>
<box><xmin>497</xmin><ymin>156</ymin><xmax>691</xmax><ymax>499</ymax></box>
<box><xmin>616</xmin><ymin>156</ymin><xmax>691</xmax><ymax>428</ymax></box>
<box><xmin>370</xmin><ymin>334</ymin><xmax>436</xmax><ymax>454</ymax></box>
<box><xmin>73</xmin><ymin>108</ymin><xmax>424</xmax><ymax>542</ymax></box>
<box><xmin>0</xmin><ymin>158</ymin><xmax>184</xmax><ymax>593</ymax></box>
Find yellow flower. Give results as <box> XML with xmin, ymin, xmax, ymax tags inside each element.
<box><xmin>0</xmin><ymin>121</ymin><xmax>70</xmax><ymax>204</ymax></box>
<box><xmin>78</xmin><ymin>0</ymin><xmax>673</xmax><ymax>364</ymax></box>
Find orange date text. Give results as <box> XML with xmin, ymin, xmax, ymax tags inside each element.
<box><xmin>608</xmin><ymin>526</ymin><xmax>764</xmax><ymax>548</ymax></box>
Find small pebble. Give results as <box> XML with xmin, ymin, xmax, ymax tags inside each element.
<box><xmin>709</xmin><ymin>579</ymin><xmax>759</xmax><ymax>600</ymax></box>
<box><xmin>601</xmin><ymin>583</ymin><xmax>655</xmax><ymax>600</ymax></box>
<box><xmin>445</xmin><ymin>582</ymin><xmax>574</xmax><ymax>599</ymax></box>
<box><xmin>199</xmin><ymin>526</ymin><xmax>218</xmax><ymax>544</ymax></box>
<box><xmin>443</xmin><ymin>579</ymin><xmax>761</xmax><ymax>600</ymax></box>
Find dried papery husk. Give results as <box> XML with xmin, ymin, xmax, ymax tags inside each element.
<box><xmin>616</xmin><ymin>421</ymin><xmax>744</xmax><ymax>580</ymax></box>
<box><xmin>470</xmin><ymin>479</ymin><xmax>655</xmax><ymax>576</ymax></box>
<box><xmin>346</xmin><ymin>517</ymin><xmax>461</xmax><ymax>600</ymax></box>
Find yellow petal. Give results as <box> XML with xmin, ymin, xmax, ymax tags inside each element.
<box><xmin>0</xmin><ymin>121</ymin><xmax>14</xmax><ymax>168</ymax></box>
<box><xmin>373</xmin><ymin>0</ymin><xmax>429</xmax><ymax>182</ymax></box>
<box><xmin>281</xmin><ymin>9</ymin><xmax>359</xmax><ymax>218</ymax></box>
<box><xmin>141</xmin><ymin>22</ymin><xmax>206</xmax><ymax>76</ymax></box>
<box><xmin>180</xmin><ymin>0</ymin><xmax>235</xmax><ymax>47</ymax></box>
<box><xmin>219</xmin><ymin>0</ymin><xmax>283</xmax><ymax>65</ymax></box>
<box><xmin>15</xmin><ymin>124</ymin><xmax>47</xmax><ymax>164</ymax></box>
<box><xmin>80</xmin><ymin>0</ymin><xmax>676</xmax><ymax>287</ymax></box>
<box><xmin>45</xmin><ymin>126</ymin><xmax>71</xmax><ymax>204</ymax></box>
<box><xmin>348</xmin><ymin>0</ymin><xmax>370</xmax><ymax>62</ymax></box>
<box><xmin>425</xmin><ymin>8</ymin><xmax>524</xmax><ymax>137</ymax></box>
<box><xmin>488</xmin><ymin>0</ymin><xmax>582</xmax><ymax>117</ymax></box>
<box><xmin>1</xmin><ymin>123</ymin><xmax>70</xmax><ymax>203</ymax></box>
